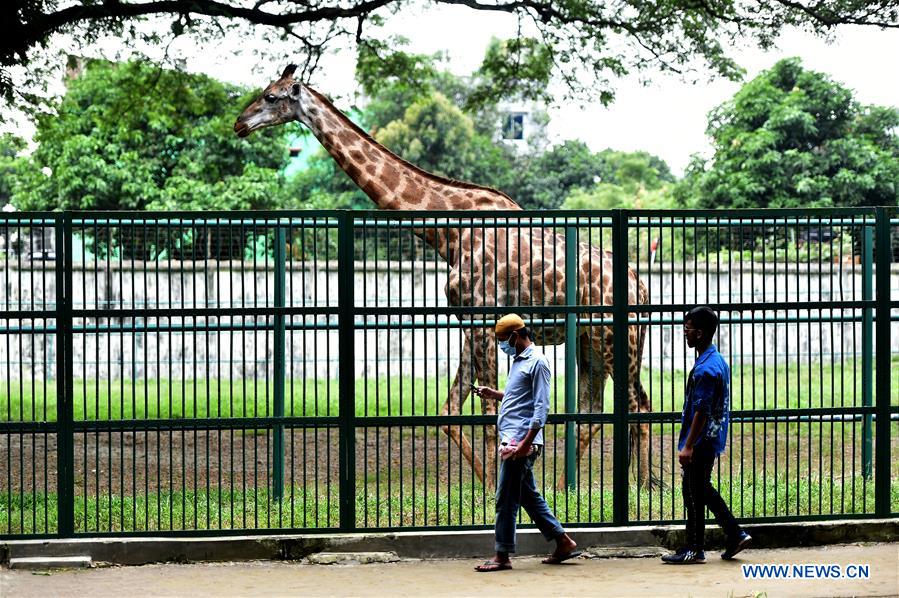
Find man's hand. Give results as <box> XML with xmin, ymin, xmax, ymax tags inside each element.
<box><xmin>678</xmin><ymin>445</ymin><xmax>693</xmax><ymax>467</ymax></box>
<box><xmin>510</xmin><ymin>439</ymin><xmax>532</xmax><ymax>460</ymax></box>
<box><xmin>473</xmin><ymin>386</ymin><xmax>502</xmax><ymax>402</ymax></box>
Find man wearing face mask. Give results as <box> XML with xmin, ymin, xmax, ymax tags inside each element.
<box><xmin>473</xmin><ymin>314</ymin><xmax>581</xmax><ymax>572</ymax></box>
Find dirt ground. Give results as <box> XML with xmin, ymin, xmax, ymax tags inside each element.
<box><xmin>3</xmin><ymin>423</ymin><xmax>887</xmax><ymax>496</ymax></box>
<box><xmin>1</xmin><ymin>543</ymin><xmax>896</xmax><ymax>597</ymax></box>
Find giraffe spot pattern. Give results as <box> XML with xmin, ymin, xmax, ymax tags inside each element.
<box><xmin>382</xmin><ymin>165</ymin><xmax>400</xmax><ymax>190</ymax></box>
<box><xmin>338</xmin><ymin>129</ymin><xmax>356</xmax><ymax>145</ymax></box>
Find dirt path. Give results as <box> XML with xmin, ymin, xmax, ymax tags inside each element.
<box><xmin>2</xmin><ymin>543</ymin><xmax>896</xmax><ymax>597</ymax></box>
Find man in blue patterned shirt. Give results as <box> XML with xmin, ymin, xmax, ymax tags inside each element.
<box><xmin>473</xmin><ymin>314</ymin><xmax>580</xmax><ymax>572</ymax></box>
<box><xmin>662</xmin><ymin>306</ymin><xmax>751</xmax><ymax>565</ymax></box>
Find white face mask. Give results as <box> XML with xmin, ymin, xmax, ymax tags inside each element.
<box><xmin>498</xmin><ymin>336</ymin><xmax>517</xmax><ymax>357</ymax></box>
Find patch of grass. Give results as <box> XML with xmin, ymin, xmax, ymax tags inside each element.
<box><xmin>2</xmin><ymin>356</ymin><xmax>897</xmax><ymax>422</ymax></box>
<box><xmin>2</xmin><ymin>475</ymin><xmax>895</xmax><ymax>535</ymax></box>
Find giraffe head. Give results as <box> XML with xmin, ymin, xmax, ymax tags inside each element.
<box><xmin>234</xmin><ymin>64</ymin><xmax>308</xmax><ymax>137</ymax></box>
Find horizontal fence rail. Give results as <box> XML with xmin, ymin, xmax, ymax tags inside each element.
<box><xmin>0</xmin><ymin>208</ymin><xmax>895</xmax><ymax>538</ymax></box>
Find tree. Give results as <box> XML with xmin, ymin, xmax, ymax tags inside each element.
<box><xmin>12</xmin><ymin>59</ymin><xmax>289</xmax><ymax>212</ymax></box>
<box><xmin>375</xmin><ymin>92</ymin><xmax>515</xmax><ymax>190</ymax></box>
<box><xmin>679</xmin><ymin>58</ymin><xmax>899</xmax><ymax>208</ymax></box>
<box><xmin>561</xmin><ymin>149</ymin><xmax>677</xmax><ymax>210</ymax></box>
<box><xmin>0</xmin><ymin>133</ymin><xmax>26</xmax><ymax>207</ymax></box>
<box><xmin>506</xmin><ymin>140</ymin><xmax>605</xmax><ymax>210</ymax></box>
<box><xmin>4</xmin><ymin>1</ymin><xmax>897</xmax><ymax>118</ymax></box>
<box><xmin>287</xmin><ymin>44</ymin><xmax>519</xmax><ymax>211</ymax></box>
<box><xmin>595</xmin><ymin>149</ymin><xmax>675</xmax><ymax>188</ymax></box>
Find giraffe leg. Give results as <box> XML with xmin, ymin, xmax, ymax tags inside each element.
<box><xmin>471</xmin><ymin>327</ymin><xmax>498</xmax><ymax>489</ymax></box>
<box><xmin>628</xmin><ymin>322</ymin><xmax>652</xmax><ymax>490</ymax></box>
<box><xmin>556</xmin><ymin>334</ymin><xmax>609</xmax><ymax>491</ymax></box>
<box><xmin>439</xmin><ymin>330</ymin><xmax>486</xmax><ymax>485</ymax></box>
<box><xmin>635</xmin><ymin>379</ymin><xmax>665</xmax><ymax>490</ymax></box>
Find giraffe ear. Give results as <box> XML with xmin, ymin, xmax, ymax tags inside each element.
<box><xmin>289</xmin><ymin>83</ymin><xmax>301</xmax><ymax>99</ymax></box>
<box><xmin>281</xmin><ymin>64</ymin><xmax>298</xmax><ymax>79</ymax></box>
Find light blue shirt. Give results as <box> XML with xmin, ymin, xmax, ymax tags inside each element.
<box><xmin>497</xmin><ymin>344</ymin><xmax>550</xmax><ymax>446</ymax></box>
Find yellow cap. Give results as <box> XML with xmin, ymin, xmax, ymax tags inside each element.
<box><xmin>495</xmin><ymin>314</ymin><xmax>526</xmax><ymax>337</ymax></box>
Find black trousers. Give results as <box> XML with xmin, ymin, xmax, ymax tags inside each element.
<box><xmin>682</xmin><ymin>445</ymin><xmax>740</xmax><ymax>551</ymax></box>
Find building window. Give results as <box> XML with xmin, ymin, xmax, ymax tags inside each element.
<box><xmin>502</xmin><ymin>112</ymin><xmax>525</xmax><ymax>140</ymax></box>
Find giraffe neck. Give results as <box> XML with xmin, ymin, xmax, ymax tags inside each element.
<box><xmin>295</xmin><ymin>85</ymin><xmax>520</xmax><ymax>261</ymax></box>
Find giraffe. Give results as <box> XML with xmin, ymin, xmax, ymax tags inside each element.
<box><xmin>234</xmin><ymin>64</ymin><xmax>656</xmax><ymax>490</ymax></box>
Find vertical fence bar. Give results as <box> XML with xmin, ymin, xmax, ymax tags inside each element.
<box><xmin>861</xmin><ymin>225</ymin><xmax>873</xmax><ymax>479</ymax></box>
<box><xmin>337</xmin><ymin>211</ymin><xmax>356</xmax><ymax>531</ymax></box>
<box><xmin>272</xmin><ymin>223</ymin><xmax>286</xmax><ymax>501</ymax></box>
<box><xmin>874</xmin><ymin>207</ymin><xmax>891</xmax><ymax>516</ymax></box>
<box><xmin>611</xmin><ymin>209</ymin><xmax>629</xmax><ymax>525</ymax></box>
<box><xmin>55</xmin><ymin>212</ymin><xmax>74</xmax><ymax>536</ymax></box>
<box><xmin>564</xmin><ymin>223</ymin><xmax>578</xmax><ymax>490</ymax></box>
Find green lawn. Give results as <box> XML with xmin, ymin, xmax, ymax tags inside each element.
<box><xmin>2</xmin><ymin>475</ymin><xmax>896</xmax><ymax>535</ymax></box>
<box><xmin>2</xmin><ymin>356</ymin><xmax>897</xmax><ymax>422</ymax></box>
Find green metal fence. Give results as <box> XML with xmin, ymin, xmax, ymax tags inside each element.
<box><xmin>0</xmin><ymin>208</ymin><xmax>896</xmax><ymax>539</ymax></box>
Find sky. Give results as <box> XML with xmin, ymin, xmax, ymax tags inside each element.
<box><xmin>5</xmin><ymin>4</ymin><xmax>898</xmax><ymax>176</ymax></box>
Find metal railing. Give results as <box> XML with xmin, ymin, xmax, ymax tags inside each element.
<box><xmin>0</xmin><ymin>207</ymin><xmax>896</xmax><ymax>538</ymax></box>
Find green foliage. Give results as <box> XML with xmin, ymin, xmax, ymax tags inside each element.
<box><xmin>596</xmin><ymin>149</ymin><xmax>675</xmax><ymax>188</ymax></box>
<box><xmin>467</xmin><ymin>37</ymin><xmax>554</xmax><ymax>112</ymax></box>
<box><xmin>680</xmin><ymin>58</ymin><xmax>899</xmax><ymax>209</ymax></box>
<box><xmin>292</xmin><ymin>44</ymin><xmax>518</xmax><ymax>214</ymax></box>
<box><xmin>0</xmin><ymin>134</ymin><xmax>26</xmax><ymax>206</ymax></box>
<box><xmin>300</xmin><ymin>42</ymin><xmax>659</xmax><ymax>215</ymax></box>
<box><xmin>12</xmin><ymin>60</ymin><xmax>289</xmax><ymax>212</ymax></box>
<box><xmin>506</xmin><ymin>141</ymin><xmax>604</xmax><ymax>210</ymax></box>
<box><xmin>375</xmin><ymin>93</ymin><xmax>514</xmax><ymax>190</ymax></box>
<box><xmin>355</xmin><ymin>38</ymin><xmax>441</xmax><ymax>103</ymax></box>
<box><xmin>8</xmin><ymin>1</ymin><xmax>896</xmax><ymax>121</ymax></box>
<box><xmin>561</xmin><ymin>149</ymin><xmax>677</xmax><ymax>210</ymax></box>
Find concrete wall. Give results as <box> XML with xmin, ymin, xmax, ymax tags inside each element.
<box><xmin>0</xmin><ymin>261</ymin><xmax>896</xmax><ymax>381</ymax></box>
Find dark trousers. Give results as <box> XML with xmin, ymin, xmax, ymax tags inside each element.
<box><xmin>682</xmin><ymin>444</ymin><xmax>741</xmax><ymax>551</ymax></box>
<box><xmin>494</xmin><ymin>450</ymin><xmax>565</xmax><ymax>553</ymax></box>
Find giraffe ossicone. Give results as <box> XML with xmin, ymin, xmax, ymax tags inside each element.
<box><xmin>235</xmin><ymin>66</ymin><xmax>657</xmax><ymax>490</ymax></box>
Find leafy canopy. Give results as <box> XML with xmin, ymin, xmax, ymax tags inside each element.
<box><xmin>4</xmin><ymin>1</ymin><xmax>897</xmax><ymax>118</ymax></box>
<box><xmin>0</xmin><ymin>133</ymin><xmax>26</xmax><ymax>207</ymax></box>
<box><xmin>679</xmin><ymin>58</ymin><xmax>899</xmax><ymax>208</ymax></box>
<box><xmin>561</xmin><ymin>149</ymin><xmax>677</xmax><ymax>210</ymax></box>
<box><xmin>294</xmin><ymin>40</ymin><xmax>679</xmax><ymax>212</ymax></box>
<box><xmin>12</xmin><ymin>59</ymin><xmax>289</xmax><ymax>211</ymax></box>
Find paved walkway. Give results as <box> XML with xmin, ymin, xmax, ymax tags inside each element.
<box><xmin>2</xmin><ymin>543</ymin><xmax>896</xmax><ymax>597</ymax></box>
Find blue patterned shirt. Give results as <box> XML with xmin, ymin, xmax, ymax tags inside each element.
<box><xmin>679</xmin><ymin>344</ymin><xmax>730</xmax><ymax>455</ymax></box>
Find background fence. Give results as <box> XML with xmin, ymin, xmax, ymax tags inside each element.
<box><xmin>0</xmin><ymin>208</ymin><xmax>896</xmax><ymax>538</ymax></box>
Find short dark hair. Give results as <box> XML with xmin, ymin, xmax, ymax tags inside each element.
<box><xmin>685</xmin><ymin>306</ymin><xmax>718</xmax><ymax>340</ymax></box>
<box><xmin>514</xmin><ymin>326</ymin><xmax>533</xmax><ymax>341</ymax></box>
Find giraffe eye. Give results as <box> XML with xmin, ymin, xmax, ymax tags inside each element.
<box><xmin>264</xmin><ymin>94</ymin><xmax>277</xmax><ymax>103</ymax></box>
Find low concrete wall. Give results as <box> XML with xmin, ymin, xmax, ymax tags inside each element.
<box><xmin>3</xmin><ymin>519</ymin><xmax>896</xmax><ymax>566</ymax></box>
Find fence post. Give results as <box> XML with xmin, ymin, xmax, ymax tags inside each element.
<box><xmin>564</xmin><ymin>223</ymin><xmax>578</xmax><ymax>490</ymax></box>
<box><xmin>337</xmin><ymin>211</ymin><xmax>356</xmax><ymax>531</ymax></box>
<box><xmin>861</xmin><ymin>225</ymin><xmax>873</xmax><ymax>479</ymax></box>
<box><xmin>56</xmin><ymin>212</ymin><xmax>74</xmax><ymax>536</ymax></box>
<box><xmin>272</xmin><ymin>223</ymin><xmax>286</xmax><ymax>501</ymax></box>
<box><xmin>611</xmin><ymin>210</ymin><xmax>630</xmax><ymax>525</ymax></box>
<box><xmin>874</xmin><ymin>207</ymin><xmax>891</xmax><ymax>516</ymax></box>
